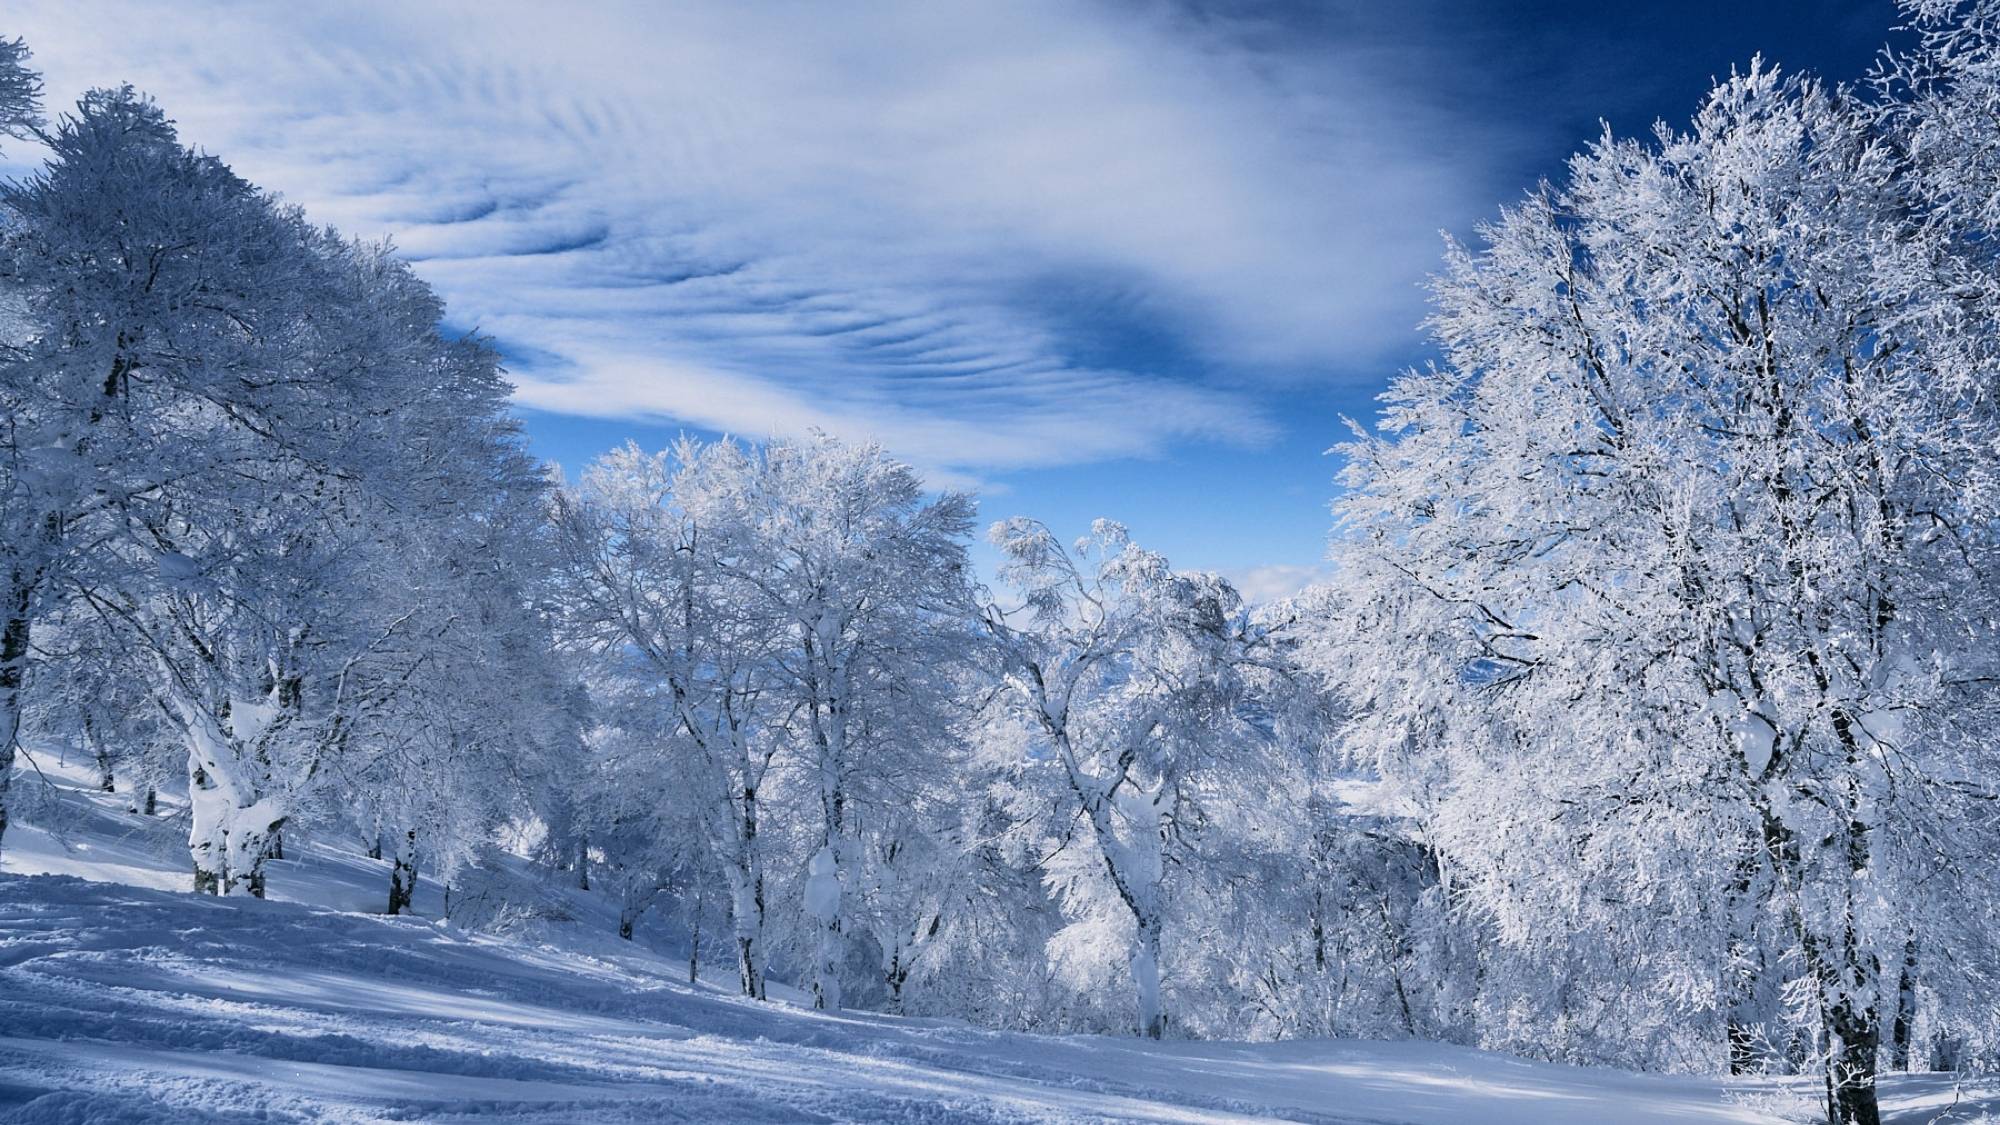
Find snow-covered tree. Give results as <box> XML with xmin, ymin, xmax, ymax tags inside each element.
<box><xmin>1334</xmin><ymin>59</ymin><xmax>2000</xmax><ymax>1124</ymax></box>
<box><xmin>982</xmin><ymin>519</ymin><xmax>1263</xmax><ymax>1039</ymax></box>
<box><xmin>556</xmin><ymin>435</ymin><xmax>976</xmax><ymax>1010</ymax></box>
<box><xmin>674</xmin><ymin>434</ymin><xmax>977</xmax><ymax>1012</ymax></box>
<box><xmin>0</xmin><ymin>36</ymin><xmax>39</xmax><ymax>141</ymax></box>
<box><xmin>0</xmin><ymin>85</ymin><xmax>333</xmax><ymax>867</ymax></box>
<box><xmin>553</xmin><ymin>441</ymin><xmax>792</xmax><ymax>998</ymax></box>
<box><xmin>321</xmin><ymin>289</ymin><xmax>567</xmax><ymax>914</ymax></box>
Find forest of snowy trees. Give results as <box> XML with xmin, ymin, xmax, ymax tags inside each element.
<box><xmin>6</xmin><ymin>4</ymin><xmax>2000</xmax><ymax>1124</ymax></box>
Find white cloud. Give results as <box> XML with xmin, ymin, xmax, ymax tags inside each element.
<box><xmin>1220</xmin><ymin>564</ymin><xmax>1338</xmax><ymax>606</ymax></box>
<box><xmin>3</xmin><ymin>0</ymin><xmax>1501</xmax><ymax>484</ymax></box>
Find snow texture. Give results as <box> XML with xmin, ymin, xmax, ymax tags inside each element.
<box><xmin>1</xmin><ymin>758</ymin><xmax>1988</xmax><ymax>1124</ymax></box>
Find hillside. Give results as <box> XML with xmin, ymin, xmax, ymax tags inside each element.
<box><xmin>0</xmin><ymin>758</ymin><xmax>1985</xmax><ymax>1124</ymax></box>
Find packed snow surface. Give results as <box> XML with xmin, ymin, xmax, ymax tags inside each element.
<box><xmin>0</xmin><ymin>758</ymin><xmax>1989</xmax><ymax>1124</ymax></box>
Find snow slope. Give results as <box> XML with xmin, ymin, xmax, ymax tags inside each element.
<box><xmin>1</xmin><ymin>756</ymin><xmax>1991</xmax><ymax>1124</ymax></box>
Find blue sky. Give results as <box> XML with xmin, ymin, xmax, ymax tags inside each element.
<box><xmin>6</xmin><ymin>1</ymin><xmax>1900</xmax><ymax>598</ymax></box>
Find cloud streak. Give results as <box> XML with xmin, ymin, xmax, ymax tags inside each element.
<box><xmin>4</xmin><ymin>0</ymin><xmax>1511</xmax><ymax>484</ymax></box>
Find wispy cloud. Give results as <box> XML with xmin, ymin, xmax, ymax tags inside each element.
<box><xmin>5</xmin><ymin>0</ymin><xmax>1507</xmax><ymax>484</ymax></box>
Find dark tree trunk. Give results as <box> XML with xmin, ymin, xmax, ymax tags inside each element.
<box><xmin>885</xmin><ymin>950</ymin><xmax>909</xmax><ymax>1013</ymax></box>
<box><xmin>387</xmin><ymin>830</ymin><xmax>417</xmax><ymax>915</ymax></box>
<box><xmin>738</xmin><ymin>936</ymin><xmax>763</xmax><ymax>999</ymax></box>
<box><xmin>1887</xmin><ymin>937</ymin><xmax>1917</xmax><ymax>1073</ymax></box>
<box><xmin>1832</xmin><ymin>1016</ymin><xmax>1872</xmax><ymax>1120</ymax></box>
<box><xmin>81</xmin><ymin>713</ymin><xmax>113</xmax><ymax>793</ymax></box>
<box><xmin>1816</xmin><ymin>940</ymin><xmax>1881</xmax><ymax>1125</ymax></box>
<box><xmin>142</xmin><ymin>787</ymin><xmax>157</xmax><ymax>816</ymax></box>
<box><xmin>1725</xmin><ymin>807</ymin><xmax>1778</xmax><ymax>1076</ymax></box>
<box><xmin>387</xmin><ymin>860</ymin><xmax>415</xmax><ymax>914</ymax></box>
<box><xmin>1822</xmin><ymin>714</ymin><xmax>1882</xmax><ymax>1125</ymax></box>
<box><xmin>0</xmin><ymin>577</ymin><xmax>32</xmax><ymax>856</ymax></box>
<box><xmin>233</xmin><ymin>814</ymin><xmax>282</xmax><ymax>900</ymax></box>
<box><xmin>687</xmin><ymin>884</ymin><xmax>701</xmax><ymax>983</ymax></box>
<box><xmin>731</xmin><ymin>784</ymin><xmax>767</xmax><ymax>999</ymax></box>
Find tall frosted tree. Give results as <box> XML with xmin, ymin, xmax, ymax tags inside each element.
<box><xmin>321</xmin><ymin>275</ymin><xmax>566</xmax><ymax>915</ymax></box>
<box><xmin>1335</xmin><ymin>61</ymin><xmax>2000</xmax><ymax>1125</ymax></box>
<box><xmin>0</xmin><ymin>33</ymin><xmax>43</xmax><ymax>851</ymax></box>
<box><xmin>0</xmin><ymin>85</ymin><xmax>326</xmax><ymax>862</ymax></box>
<box><xmin>982</xmin><ymin>519</ymin><xmax>1258</xmax><ymax>1039</ymax></box>
<box><xmin>555</xmin><ymin>435</ymin><xmax>976</xmax><ymax>1009</ymax></box>
<box><xmin>682</xmin><ymin>435</ymin><xmax>975</xmax><ymax>1012</ymax></box>
<box><xmin>553</xmin><ymin>441</ymin><xmax>791</xmax><ymax>999</ymax></box>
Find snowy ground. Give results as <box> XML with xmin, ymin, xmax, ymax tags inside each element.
<box><xmin>2</xmin><ymin>754</ymin><xmax>1993</xmax><ymax>1124</ymax></box>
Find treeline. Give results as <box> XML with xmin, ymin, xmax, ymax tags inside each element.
<box><xmin>4</xmin><ymin>6</ymin><xmax>2000</xmax><ymax>1125</ymax></box>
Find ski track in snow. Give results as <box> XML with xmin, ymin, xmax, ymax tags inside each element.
<box><xmin>0</xmin><ymin>760</ymin><xmax>1992</xmax><ymax>1124</ymax></box>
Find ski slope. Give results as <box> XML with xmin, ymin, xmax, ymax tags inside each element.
<box><xmin>0</xmin><ymin>755</ymin><xmax>1989</xmax><ymax>1124</ymax></box>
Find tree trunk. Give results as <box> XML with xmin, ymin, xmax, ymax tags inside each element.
<box><xmin>810</xmin><ymin>758</ymin><xmax>849</xmax><ymax>1012</ymax></box>
<box><xmin>885</xmin><ymin>947</ymin><xmax>909</xmax><ymax>1014</ymax></box>
<box><xmin>1042</xmin><ymin>713</ymin><xmax>1173</xmax><ymax>1042</ymax></box>
<box><xmin>723</xmin><ymin>861</ymin><xmax>766</xmax><ymax>999</ymax></box>
<box><xmin>387</xmin><ymin>830</ymin><xmax>417</xmax><ymax>915</ymax></box>
<box><xmin>737</xmin><ymin>935</ymin><xmax>762</xmax><ymax>998</ymax></box>
<box><xmin>0</xmin><ymin>577</ymin><xmax>31</xmax><ymax>856</ymax></box>
<box><xmin>189</xmin><ymin>762</ymin><xmax>227</xmax><ymax>895</ymax></box>
<box><xmin>85</xmin><ymin>715</ymin><xmax>114</xmax><ymax>793</ymax></box>
<box><xmin>1134</xmin><ymin>915</ymin><xmax>1165</xmax><ymax>1040</ymax></box>
<box><xmin>388</xmin><ymin>863</ymin><xmax>414</xmax><ymax>914</ymax></box>
<box><xmin>806</xmin><ymin>842</ymin><xmax>844</xmax><ymax>1012</ymax></box>
<box><xmin>721</xmin><ymin>780</ymin><xmax>768</xmax><ymax>999</ymax></box>
<box><xmin>1821</xmin><ymin>713</ymin><xmax>1882</xmax><ymax>1125</ymax></box>
<box><xmin>224</xmin><ymin>808</ymin><xmax>280</xmax><ymax>899</ymax></box>
<box><xmin>617</xmin><ymin>878</ymin><xmax>642</xmax><ymax>940</ymax></box>
<box><xmin>687</xmin><ymin>882</ymin><xmax>702</xmax><ymax>983</ymax></box>
<box><xmin>814</xmin><ymin>917</ymin><xmax>844</xmax><ymax>1011</ymax></box>
<box><xmin>1825</xmin><ymin>1000</ymin><xmax>1881</xmax><ymax>1125</ymax></box>
<box><xmin>1887</xmin><ymin>937</ymin><xmax>1917</xmax><ymax>1074</ymax></box>
<box><xmin>174</xmin><ymin>686</ymin><xmax>282</xmax><ymax>899</ymax></box>
<box><xmin>1929</xmin><ymin>1031</ymin><xmax>1963</xmax><ymax>1073</ymax></box>
<box><xmin>803</xmin><ymin>639</ymin><xmax>851</xmax><ymax>1015</ymax></box>
<box><xmin>575</xmin><ymin>832</ymin><xmax>590</xmax><ymax>891</ymax></box>
<box><xmin>1807</xmin><ymin>921</ymin><xmax>1881</xmax><ymax>1125</ymax></box>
